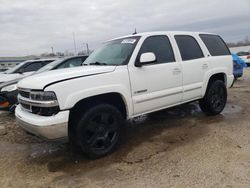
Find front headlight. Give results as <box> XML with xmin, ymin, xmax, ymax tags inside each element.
<box><xmin>1</xmin><ymin>84</ymin><xmax>17</xmax><ymax>92</ymax></box>
<box><xmin>30</xmin><ymin>91</ymin><xmax>57</xmax><ymax>101</ymax></box>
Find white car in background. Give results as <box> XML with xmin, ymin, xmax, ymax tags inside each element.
<box><xmin>0</xmin><ymin>58</ymin><xmax>56</xmax><ymax>84</ymax></box>
<box><xmin>236</xmin><ymin>51</ymin><xmax>250</xmax><ymax>66</ymax></box>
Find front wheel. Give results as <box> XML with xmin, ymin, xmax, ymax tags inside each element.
<box><xmin>76</xmin><ymin>104</ymin><xmax>124</xmax><ymax>159</ymax></box>
<box><xmin>199</xmin><ymin>80</ymin><xmax>227</xmax><ymax>116</ymax></box>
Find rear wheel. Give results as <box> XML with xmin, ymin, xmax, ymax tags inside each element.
<box><xmin>199</xmin><ymin>80</ymin><xmax>227</xmax><ymax>115</ymax></box>
<box><xmin>75</xmin><ymin>103</ymin><xmax>124</xmax><ymax>159</ymax></box>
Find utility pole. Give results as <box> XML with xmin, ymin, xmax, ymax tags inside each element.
<box><xmin>73</xmin><ymin>32</ymin><xmax>77</xmax><ymax>55</ymax></box>
<box><xmin>86</xmin><ymin>43</ymin><xmax>89</xmax><ymax>55</ymax></box>
<box><xmin>51</xmin><ymin>47</ymin><xmax>54</xmax><ymax>55</ymax></box>
<box><xmin>83</xmin><ymin>43</ymin><xmax>89</xmax><ymax>55</ymax></box>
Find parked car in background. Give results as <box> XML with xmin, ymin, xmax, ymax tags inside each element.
<box><xmin>0</xmin><ymin>55</ymin><xmax>88</xmax><ymax>112</ymax></box>
<box><xmin>0</xmin><ymin>58</ymin><xmax>56</xmax><ymax>84</ymax></box>
<box><xmin>16</xmin><ymin>31</ymin><xmax>233</xmax><ymax>159</ymax></box>
<box><xmin>236</xmin><ymin>51</ymin><xmax>250</xmax><ymax>66</ymax></box>
<box><xmin>35</xmin><ymin>55</ymin><xmax>88</xmax><ymax>74</ymax></box>
<box><xmin>232</xmin><ymin>53</ymin><xmax>247</xmax><ymax>79</ymax></box>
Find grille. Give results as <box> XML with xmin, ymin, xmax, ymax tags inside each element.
<box><xmin>19</xmin><ymin>90</ymin><xmax>30</xmax><ymax>98</ymax></box>
<box><xmin>21</xmin><ymin>103</ymin><xmax>31</xmax><ymax>111</ymax></box>
<box><xmin>18</xmin><ymin>89</ymin><xmax>31</xmax><ymax>112</ymax></box>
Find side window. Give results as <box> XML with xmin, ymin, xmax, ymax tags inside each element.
<box><xmin>42</xmin><ymin>60</ymin><xmax>54</xmax><ymax>66</ymax></box>
<box><xmin>199</xmin><ymin>34</ymin><xmax>230</xmax><ymax>56</ymax></box>
<box><xmin>23</xmin><ymin>62</ymin><xmax>42</xmax><ymax>72</ymax></box>
<box><xmin>138</xmin><ymin>35</ymin><xmax>175</xmax><ymax>64</ymax></box>
<box><xmin>175</xmin><ymin>35</ymin><xmax>204</xmax><ymax>61</ymax></box>
<box><xmin>57</xmin><ymin>58</ymin><xmax>83</xmax><ymax>69</ymax></box>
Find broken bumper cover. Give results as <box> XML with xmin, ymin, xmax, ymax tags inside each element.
<box><xmin>0</xmin><ymin>90</ymin><xmax>18</xmax><ymax>110</ymax></box>
<box><xmin>15</xmin><ymin>105</ymin><xmax>69</xmax><ymax>140</ymax></box>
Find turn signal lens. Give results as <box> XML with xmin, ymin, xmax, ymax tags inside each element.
<box><xmin>0</xmin><ymin>101</ymin><xmax>10</xmax><ymax>107</ymax></box>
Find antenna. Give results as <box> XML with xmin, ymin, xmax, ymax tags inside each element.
<box><xmin>133</xmin><ymin>28</ymin><xmax>137</xmax><ymax>35</ymax></box>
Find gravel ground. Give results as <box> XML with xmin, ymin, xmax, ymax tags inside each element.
<box><xmin>0</xmin><ymin>68</ymin><xmax>250</xmax><ymax>188</ymax></box>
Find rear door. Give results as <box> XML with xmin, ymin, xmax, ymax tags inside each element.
<box><xmin>129</xmin><ymin>35</ymin><xmax>183</xmax><ymax>115</ymax></box>
<box><xmin>174</xmin><ymin>34</ymin><xmax>209</xmax><ymax>101</ymax></box>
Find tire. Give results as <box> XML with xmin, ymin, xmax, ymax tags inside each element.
<box><xmin>199</xmin><ymin>80</ymin><xmax>227</xmax><ymax>116</ymax></box>
<box><xmin>75</xmin><ymin>103</ymin><xmax>124</xmax><ymax>159</ymax></box>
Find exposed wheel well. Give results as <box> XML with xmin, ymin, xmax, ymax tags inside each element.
<box><xmin>68</xmin><ymin>93</ymin><xmax>127</xmax><ymax>132</ymax></box>
<box><xmin>208</xmin><ymin>73</ymin><xmax>226</xmax><ymax>85</ymax></box>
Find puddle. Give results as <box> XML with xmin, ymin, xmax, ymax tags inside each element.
<box><xmin>29</xmin><ymin>143</ymin><xmax>67</xmax><ymax>159</ymax></box>
<box><xmin>222</xmin><ymin>104</ymin><xmax>243</xmax><ymax>115</ymax></box>
<box><xmin>131</xmin><ymin>103</ymin><xmax>243</xmax><ymax>126</ymax></box>
<box><xmin>0</xmin><ymin>101</ymin><xmax>244</xmax><ymax>176</ymax></box>
<box><xmin>130</xmin><ymin>103</ymin><xmax>202</xmax><ymax>125</ymax></box>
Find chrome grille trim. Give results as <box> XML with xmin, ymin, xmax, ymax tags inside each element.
<box><xmin>18</xmin><ymin>88</ymin><xmax>59</xmax><ymax>114</ymax></box>
<box><xmin>18</xmin><ymin>95</ymin><xmax>59</xmax><ymax>107</ymax></box>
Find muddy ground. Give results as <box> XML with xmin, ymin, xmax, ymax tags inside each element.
<box><xmin>0</xmin><ymin>69</ymin><xmax>250</xmax><ymax>188</ymax></box>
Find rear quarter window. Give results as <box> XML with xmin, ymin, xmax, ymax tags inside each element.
<box><xmin>199</xmin><ymin>34</ymin><xmax>230</xmax><ymax>56</ymax></box>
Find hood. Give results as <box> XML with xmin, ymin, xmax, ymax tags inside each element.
<box><xmin>0</xmin><ymin>78</ymin><xmax>21</xmax><ymax>89</ymax></box>
<box><xmin>0</xmin><ymin>73</ymin><xmax>23</xmax><ymax>83</ymax></box>
<box><xmin>18</xmin><ymin>65</ymin><xmax>117</xmax><ymax>90</ymax></box>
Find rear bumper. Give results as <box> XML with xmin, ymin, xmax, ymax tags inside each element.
<box><xmin>15</xmin><ymin>105</ymin><xmax>69</xmax><ymax>140</ymax></box>
<box><xmin>227</xmin><ymin>75</ymin><xmax>234</xmax><ymax>88</ymax></box>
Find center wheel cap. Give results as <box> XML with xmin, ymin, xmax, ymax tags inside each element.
<box><xmin>98</xmin><ymin>126</ymin><xmax>106</xmax><ymax>135</ymax></box>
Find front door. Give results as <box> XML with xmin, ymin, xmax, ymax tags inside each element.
<box><xmin>128</xmin><ymin>35</ymin><xmax>183</xmax><ymax>115</ymax></box>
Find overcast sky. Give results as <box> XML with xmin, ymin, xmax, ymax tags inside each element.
<box><xmin>0</xmin><ymin>0</ymin><xmax>249</xmax><ymax>56</ymax></box>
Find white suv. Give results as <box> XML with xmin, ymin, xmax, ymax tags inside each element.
<box><xmin>16</xmin><ymin>31</ymin><xmax>234</xmax><ymax>158</ymax></box>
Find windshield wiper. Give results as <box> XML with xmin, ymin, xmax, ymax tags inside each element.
<box><xmin>88</xmin><ymin>61</ymin><xmax>108</xmax><ymax>66</ymax></box>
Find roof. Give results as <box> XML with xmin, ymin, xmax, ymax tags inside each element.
<box><xmin>108</xmin><ymin>31</ymin><xmax>216</xmax><ymax>42</ymax></box>
<box><xmin>25</xmin><ymin>58</ymin><xmax>58</xmax><ymax>62</ymax></box>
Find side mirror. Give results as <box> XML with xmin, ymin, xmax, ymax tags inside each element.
<box><xmin>135</xmin><ymin>52</ymin><xmax>156</xmax><ymax>67</ymax></box>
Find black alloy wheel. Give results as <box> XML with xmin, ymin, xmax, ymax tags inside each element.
<box><xmin>76</xmin><ymin>104</ymin><xmax>124</xmax><ymax>159</ymax></box>
<box><xmin>199</xmin><ymin>80</ymin><xmax>227</xmax><ymax>115</ymax></box>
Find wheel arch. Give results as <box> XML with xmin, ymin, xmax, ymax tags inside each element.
<box><xmin>202</xmin><ymin>72</ymin><xmax>227</xmax><ymax>96</ymax></box>
<box><xmin>68</xmin><ymin>92</ymin><xmax>129</xmax><ymax>133</ymax></box>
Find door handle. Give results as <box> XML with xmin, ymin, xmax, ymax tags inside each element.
<box><xmin>173</xmin><ymin>68</ymin><xmax>181</xmax><ymax>75</ymax></box>
<box><xmin>202</xmin><ymin>64</ymin><xmax>208</xmax><ymax>69</ymax></box>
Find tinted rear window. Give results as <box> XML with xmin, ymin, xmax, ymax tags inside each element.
<box><xmin>175</xmin><ymin>35</ymin><xmax>204</xmax><ymax>61</ymax></box>
<box><xmin>200</xmin><ymin>34</ymin><xmax>230</xmax><ymax>56</ymax></box>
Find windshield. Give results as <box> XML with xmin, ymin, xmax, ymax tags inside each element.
<box><xmin>84</xmin><ymin>36</ymin><xmax>140</xmax><ymax>66</ymax></box>
<box><xmin>35</xmin><ymin>58</ymin><xmax>63</xmax><ymax>74</ymax></box>
<box><xmin>4</xmin><ymin>61</ymin><xmax>27</xmax><ymax>74</ymax></box>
